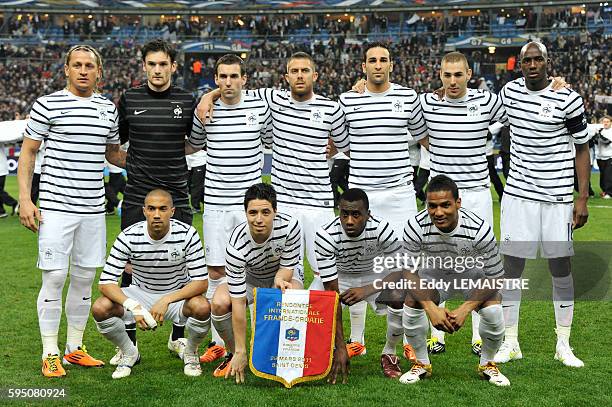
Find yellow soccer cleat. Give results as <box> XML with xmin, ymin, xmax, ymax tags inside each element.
<box><xmin>63</xmin><ymin>346</ymin><xmax>105</xmax><ymax>367</ymax></box>
<box><xmin>42</xmin><ymin>354</ymin><xmax>66</xmax><ymax>378</ymax></box>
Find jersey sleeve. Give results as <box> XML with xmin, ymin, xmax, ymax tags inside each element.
<box><xmin>280</xmin><ymin>218</ymin><xmax>301</xmax><ymax>270</ymax></box>
<box><xmin>226</xmin><ymin>242</ymin><xmax>248</xmax><ymax>298</ymax></box>
<box><xmin>329</xmin><ymin>102</ymin><xmax>349</xmax><ymax>152</ymax></box>
<box><xmin>473</xmin><ymin>223</ymin><xmax>504</xmax><ymax>279</ymax></box>
<box><xmin>188</xmin><ymin>111</ymin><xmax>207</xmax><ymax>150</ymax></box>
<box><xmin>245</xmin><ymin>88</ymin><xmax>274</xmax><ymax>109</ymax></box>
<box><xmin>315</xmin><ymin>227</ymin><xmax>338</xmax><ymax>283</ymax></box>
<box><xmin>377</xmin><ymin>219</ymin><xmax>401</xmax><ymax>256</ymax></box>
<box><xmin>107</xmin><ymin>103</ymin><xmax>120</xmax><ymax>144</ymax></box>
<box><xmin>488</xmin><ymin>92</ymin><xmax>508</xmax><ymax>126</ymax></box>
<box><xmin>118</xmin><ymin>92</ymin><xmax>130</xmax><ymax>145</ymax></box>
<box><xmin>406</xmin><ymin>92</ymin><xmax>428</xmax><ymax>141</ymax></box>
<box><xmin>25</xmin><ymin>97</ymin><xmax>51</xmax><ymax>141</ymax></box>
<box><xmin>184</xmin><ymin>227</ymin><xmax>207</xmax><ymax>281</ymax></box>
<box><xmin>100</xmin><ymin>231</ymin><xmax>131</xmax><ymax>285</ymax></box>
<box><xmin>260</xmin><ymin>103</ymin><xmax>273</xmax><ymax>149</ymax></box>
<box><xmin>563</xmin><ymin>92</ymin><xmax>588</xmax><ymax>144</ymax></box>
<box><xmin>403</xmin><ymin>216</ymin><xmax>424</xmax><ymax>259</ymax></box>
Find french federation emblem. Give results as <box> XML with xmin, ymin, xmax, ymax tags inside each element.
<box><xmin>170</xmin><ymin>247</ymin><xmax>180</xmax><ymax>261</ymax></box>
<box><xmin>173</xmin><ymin>104</ymin><xmax>183</xmax><ymax>119</ymax></box>
<box><xmin>285</xmin><ymin>328</ymin><xmax>299</xmax><ymax>342</ymax></box>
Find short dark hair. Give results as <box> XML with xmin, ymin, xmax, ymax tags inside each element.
<box><xmin>426</xmin><ymin>175</ymin><xmax>459</xmax><ymax>200</ymax></box>
<box><xmin>144</xmin><ymin>188</ymin><xmax>174</xmax><ymax>206</ymax></box>
<box><xmin>339</xmin><ymin>188</ymin><xmax>369</xmax><ymax>211</ymax></box>
<box><xmin>215</xmin><ymin>54</ymin><xmax>245</xmax><ymax>76</ymax></box>
<box><xmin>287</xmin><ymin>52</ymin><xmax>316</xmax><ymax>72</ymax></box>
<box><xmin>141</xmin><ymin>39</ymin><xmax>176</xmax><ymax>63</ymax></box>
<box><xmin>363</xmin><ymin>41</ymin><xmax>391</xmax><ymax>62</ymax></box>
<box><xmin>244</xmin><ymin>183</ymin><xmax>277</xmax><ymax>211</ymax></box>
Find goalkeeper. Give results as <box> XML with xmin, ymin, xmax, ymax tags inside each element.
<box><xmin>92</xmin><ymin>189</ymin><xmax>211</xmax><ymax>379</ymax></box>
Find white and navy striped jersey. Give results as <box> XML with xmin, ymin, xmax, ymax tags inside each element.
<box><xmin>340</xmin><ymin>83</ymin><xmax>428</xmax><ymax>190</ymax></box>
<box><xmin>315</xmin><ymin>215</ymin><xmax>400</xmax><ymax>283</ymax></box>
<box><xmin>249</xmin><ymin>88</ymin><xmax>349</xmax><ymax>209</ymax></box>
<box><xmin>100</xmin><ymin>219</ymin><xmax>207</xmax><ymax>293</ymax></box>
<box><xmin>421</xmin><ymin>89</ymin><xmax>506</xmax><ymax>189</ymax></box>
<box><xmin>500</xmin><ymin>78</ymin><xmax>589</xmax><ymax>203</ymax></box>
<box><xmin>403</xmin><ymin>208</ymin><xmax>503</xmax><ymax>278</ymax></box>
<box><xmin>226</xmin><ymin>212</ymin><xmax>301</xmax><ymax>298</ymax></box>
<box><xmin>193</xmin><ymin>95</ymin><xmax>271</xmax><ymax>210</ymax></box>
<box><xmin>25</xmin><ymin>89</ymin><xmax>119</xmax><ymax>215</ymax></box>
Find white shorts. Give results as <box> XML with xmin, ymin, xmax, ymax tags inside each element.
<box><xmin>276</xmin><ymin>203</ymin><xmax>336</xmax><ymax>276</ymax></box>
<box><xmin>339</xmin><ymin>273</ymin><xmax>387</xmax><ymax>315</ymax></box>
<box><xmin>365</xmin><ymin>184</ymin><xmax>417</xmax><ymax>239</ymax></box>
<box><xmin>500</xmin><ymin>195</ymin><xmax>573</xmax><ymax>259</ymax></box>
<box><xmin>37</xmin><ymin>211</ymin><xmax>106</xmax><ymax>270</ymax></box>
<box><xmin>460</xmin><ymin>187</ymin><xmax>494</xmax><ymax>227</ymax></box>
<box><xmin>203</xmin><ymin>208</ymin><xmax>246</xmax><ymax>266</ymax></box>
<box><xmin>121</xmin><ymin>285</ymin><xmax>186</xmax><ymax>325</ymax></box>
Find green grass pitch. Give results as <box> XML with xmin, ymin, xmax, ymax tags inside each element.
<box><xmin>0</xmin><ymin>175</ymin><xmax>610</xmax><ymax>407</ymax></box>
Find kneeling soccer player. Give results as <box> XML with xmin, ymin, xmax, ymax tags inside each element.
<box><xmin>92</xmin><ymin>189</ymin><xmax>210</xmax><ymax>379</ymax></box>
<box><xmin>400</xmin><ymin>175</ymin><xmax>509</xmax><ymax>386</ymax></box>
<box><xmin>210</xmin><ymin>183</ymin><xmax>303</xmax><ymax>383</ymax></box>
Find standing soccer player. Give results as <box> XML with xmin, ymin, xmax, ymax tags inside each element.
<box><xmin>93</xmin><ymin>189</ymin><xmax>210</xmax><ymax>378</ymax></box>
<box><xmin>192</xmin><ymin>54</ymin><xmax>271</xmax><ymax>364</ymax></box>
<box><xmin>419</xmin><ymin>51</ymin><xmax>506</xmax><ymax>356</ymax></box>
<box><xmin>17</xmin><ymin>44</ymin><xmax>126</xmax><ymax>377</ymax></box>
<box><xmin>209</xmin><ymin>183</ymin><xmax>303</xmax><ymax>382</ymax></box>
<box><xmin>494</xmin><ymin>42</ymin><xmax>589</xmax><ymax>367</ymax></box>
<box><xmin>115</xmin><ymin>39</ymin><xmax>205</xmax><ymax>360</ymax></box>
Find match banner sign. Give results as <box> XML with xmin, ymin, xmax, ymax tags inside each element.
<box><xmin>249</xmin><ymin>288</ymin><xmax>338</xmax><ymax>388</ymax></box>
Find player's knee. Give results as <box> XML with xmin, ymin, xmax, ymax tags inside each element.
<box><xmin>548</xmin><ymin>257</ymin><xmax>571</xmax><ymax>277</ymax></box>
<box><xmin>403</xmin><ymin>297</ymin><xmax>419</xmax><ymax>309</ymax></box>
<box><xmin>211</xmin><ymin>292</ymin><xmax>231</xmax><ymax>315</ymax></box>
<box><xmin>185</xmin><ymin>296</ymin><xmax>211</xmax><ymax>320</ymax></box>
<box><xmin>503</xmin><ymin>255</ymin><xmax>526</xmax><ymax>278</ymax></box>
<box><xmin>289</xmin><ymin>279</ymin><xmax>303</xmax><ymax>290</ymax></box>
<box><xmin>208</xmin><ymin>266</ymin><xmax>226</xmax><ymax>280</ymax></box>
<box><xmin>91</xmin><ymin>297</ymin><xmax>115</xmax><ymax>321</ymax></box>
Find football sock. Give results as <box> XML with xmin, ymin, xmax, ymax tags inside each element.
<box><xmin>185</xmin><ymin>317</ymin><xmax>211</xmax><ymax>354</ymax></box>
<box><xmin>65</xmin><ymin>267</ymin><xmax>95</xmax><ymax>352</ymax></box>
<box><xmin>348</xmin><ymin>301</ymin><xmax>367</xmax><ymax>344</ymax></box>
<box><xmin>171</xmin><ymin>324</ymin><xmax>185</xmax><ymax>341</ymax></box>
<box><xmin>125</xmin><ymin>323</ymin><xmax>137</xmax><ymax>345</ymax></box>
<box><xmin>211</xmin><ymin>312</ymin><xmax>234</xmax><ymax>353</ymax></box>
<box><xmin>429</xmin><ymin>301</ymin><xmax>446</xmax><ymax>344</ymax></box>
<box><xmin>96</xmin><ymin>317</ymin><xmax>137</xmax><ymax>356</ymax></box>
<box><xmin>38</xmin><ymin>268</ymin><xmax>68</xmax><ymax>358</ymax></box>
<box><xmin>471</xmin><ymin>310</ymin><xmax>482</xmax><ymax>343</ymax></box>
<box><xmin>501</xmin><ymin>280</ymin><xmax>522</xmax><ymax>332</ymax></box>
<box><xmin>402</xmin><ymin>305</ymin><xmax>430</xmax><ymax>365</ymax></box>
<box><xmin>555</xmin><ymin>325</ymin><xmax>572</xmax><ymax>346</ymax></box>
<box><xmin>552</xmin><ymin>275</ymin><xmax>574</xmax><ymax>329</ymax></box>
<box><xmin>382</xmin><ymin>306</ymin><xmax>403</xmax><ymax>355</ymax></box>
<box><xmin>206</xmin><ymin>278</ymin><xmax>225</xmax><ymax>347</ymax></box>
<box><xmin>478</xmin><ymin>304</ymin><xmax>504</xmax><ymax>365</ymax></box>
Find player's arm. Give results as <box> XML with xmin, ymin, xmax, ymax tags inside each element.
<box><xmin>565</xmin><ymin>95</ymin><xmax>590</xmax><ymax>229</ymax></box>
<box><xmin>195</xmin><ymin>89</ymin><xmax>221</xmax><ymax>122</ymax></box>
<box><xmin>273</xmin><ymin>267</ymin><xmax>294</xmax><ymax>292</ymax></box>
<box><xmin>17</xmin><ymin>136</ymin><xmax>42</xmax><ymax>232</ymax></box>
<box><xmin>323</xmin><ymin>278</ymin><xmax>350</xmax><ymax>384</ymax></box>
<box><xmin>118</xmin><ymin>92</ymin><xmax>129</xmax><ymax>145</ymax></box>
<box><xmin>276</xmin><ymin>218</ymin><xmax>302</xmax><ymax>291</ymax></box>
<box><xmin>229</xmin><ymin>295</ymin><xmax>248</xmax><ymax>383</ymax></box>
<box><xmin>186</xmin><ymin>97</ymin><xmax>206</xmax><ymax>154</ymax></box>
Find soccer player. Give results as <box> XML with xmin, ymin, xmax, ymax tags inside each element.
<box><xmin>17</xmin><ymin>44</ymin><xmax>126</xmax><ymax>377</ymax></box>
<box><xmin>209</xmin><ymin>183</ymin><xmax>303</xmax><ymax>383</ymax></box>
<box><xmin>115</xmin><ymin>39</ymin><xmax>205</xmax><ymax>360</ymax></box>
<box><xmin>494</xmin><ymin>42</ymin><xmax>589</xmax><ymax>368</ymax></box>
<box><xmin>197</xmin><ymin>52</ymin><xmax>349</xmax><ymax>297</ymax></box>
<box><xmin>338</xmin><ymin>41</ymin><xmax>428</xmax><ymax>362</ymax></box>
<box><xmin>316</xmin><ymin>188</ymin><xmax>409</xmax><ymax>378</ymax></box>
<box><xmin>401</xmin><ymin>175</ymin><xmax>509</xmax><ymax>386</ymax></box>
<box><xmin>419</xmin><ymin>51</ymin><xmax>506</xmax><ymax>356</ymax></box>
<box><xmin>93</xmin><ymin>189</ymin><xmax>210</xmax><ymax>378</ymax></box>
<box><xmin>191</xmin><ymin>54</ymin><xmax>271</xmax><ymax>364</ymax></box>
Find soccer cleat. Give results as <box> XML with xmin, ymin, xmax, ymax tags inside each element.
<box><xmin>183</xmin><ymin>351</ymin><xmax>202</xmax><ymax>377</ymax></box>
<box><xmin>554</xmin><ymin>342</ymin><xmax>584</xmax><ymax>368</ymax></box>
<box><xmin>110</xmin><ymin>344</ymin><xmax>139</xmax><ymax>366</ymax></box>
<box><xmin>42</xmin><ymin>354</ymin><xmax>66</xmax><ymax>378</ymax></box>
<box><xmin>346</xmin><ymin>341</ymin><xmax>367</xmax><ymax>358</ymax></box>
<box><xmin>213</xmin><ymin>353</ymin><xmax>233</xmax><ymax>378</ymax></box>
<box><xmin>112</xmin><ymin>352</ymin><xmax>140</xmax><ymax>379</ymax></box>
<box><xmin>200</xmin><ymin>341</ymin><xmax>227</xmax><ymax>363</ymax></box>
<box><xmin>478</xmin><ymin>362</ymin><xmax>510</xmax><ymax>386</ymax></box>
<box><xmin>403</xmin><ymin>344</ymin><xmax>416</xmax><ymax>363</ymax></box>
<box><xmin>380</xmin><ymin>354</ymin><xmax>402</xmax><ymax>378</ymax></box>
<box><xmin>168</xmin><ymin>337</ymin><xmax>187</xmax><ymax>360</ymax></box>
<box><xmin>0</xmin><ymin>212</ymin><xmax>7</xmax><ymax>219</ymax></box>
<box><xmin>63</xmin><ymin>346</ymin><xmax>104</xmax><ymax>367</ymax></box>
<box><xmin>494</xmin><ymin>341</ymin><xmax>522</xmax><ymax>363</ymax></box>
<box><xmin>426</xmin><ymin>337</ymin><xmax>446</xmax><ymax>354</ymax></box>
<box><xmin>472</xmin><ymin>340</ymin><xmax>482</xmax><ymax>356</ymax></box>
<box><xmin>399</xmin><ymin>362</ymin><xmax>432</xmax><ymax>384</ymax></box>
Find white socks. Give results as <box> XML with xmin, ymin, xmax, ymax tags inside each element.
<box><xmin>429</xmin><ymin>301</ymin><xmax>446</xmax><ymax>344</ymax></box>
<box><xmin>478</xmin><ymin>304</ymin><xmax>505</xmax><ymax>365</ymax></box>
<box><xmin>402</xmin><ymin>305</ymin><xmax>430</xmax><ymax>365</ymax></box>
<box><xmin>382</xmin><ymin>307</ymin><xmax>403</xmax><ymax>355</ymax></box>
<box><xmin>501</xmin><ymin>279</ymin><xmax>523</xmax><ymax>332</ymax></box>
<box><xmin>348</xmin><ymin>301</ymin><xmax>367</xmax><ymax>344</ymax></box>
<box><xmin>211</xmin><ymin>312</ymin><xmax>234</xmax><ymax>353</ymax></box>
<box><xmin>38</xmin><ymin>268</ymin><xmax>68</xmax><ymax>357</ymax></box>
<box><xmin>552</xmin><ymin>275</ymin><xmax>574</xmax><ymax>328</ymax></box>
<box><xmin>96</xmin><ymin>317</ymin><xmax>137</xmax><ymax>356</ymax></box>
<box><xmin>65</xmin><ymin>267</ymin><xmax>96</xmax><ymax>352</ymax></box>
<box><xmin>185</xmin><ymin>317</ymin><xmax>211</xmax><ymax>354</ymax></box>
<box><xmin>206</xmin><ymin>278</ymin><xmax>225</xmax><ymax>347</ymax></box>
<box><xmin>471</xmin><ymin>310</ymin><xmax>481</xmax><ymax>343</ymax></box>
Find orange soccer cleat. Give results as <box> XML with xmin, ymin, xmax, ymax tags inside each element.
<box><xmin>403</xmin><ymin>344</ymin><xmax>417</xmax><ymax>363</ymax></box>
<box><xmin>345</xmin><ymin>341</ymin><xmax>367</xmax><ymax>358</ymax></box>
<box><xmin>213</xmin><ymin>353</ymin><xmax>233</xmax><ymax>378</ymax></box>
<box><xmin>200</xmin><ymin>342</ymin><xmax>227</xmax><ymax>363</ymax></box>
<box><xmin>42</xmin><ymin>354</ymin><xmax>66</xmax><ymax>378</ymax></box>
<box><xmin>63</xmin><ymin>346</ymin><xmax>105</xmax><ymax>367</ymax></box>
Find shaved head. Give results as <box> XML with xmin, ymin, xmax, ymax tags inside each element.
<box><xmin>145</xmin><ymin>189</ymin><xmax>173</xmax><ymax>207</ymax></box>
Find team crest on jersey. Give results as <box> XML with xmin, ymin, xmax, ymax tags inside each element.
<box><xmin>392</xmin><ymin>98</ymin><xmax>404</xmax><ymax>113</ymax></box>
<box><xmin>310</xmin><ymin>108</ymin><xmax>323</xmax><ymax>123</ymax></box>
<box><xmin>43</xmin><ymin>248</ymin><xmax>54</xmax><ymax>261</ymax></box>
<box><xmin>466</xmin><ymin>102</ymin><xmax>481</xmax><ymax>117</ymax></box>
<box><xmin>173</xmin><ymin>104</ymin><xmax>183</xmax><ymax>119</ymax></box>
<box><xmin>538</xmin><ymin>102</ymin><xmax>555</xmax><ymax>119</ymax></box>
<box><xmin>97</xmin><ymin>106</ymin><xmax>110</xmax><ymax>121</ymax></box>
<box><xmin>168</xmin><ymin>245</ymin><xmax>183</xmax><ymax>263</ymax></box>
<box><xmin>270</xmin><ymin>242</ymin><xmax>284</xmax><ymax>259</ymax></box>
<box><xmin>362</xmin><ymin>242</ymin><xmax>378</xmax><ymax>256</ymax></box>
<box><xmin>285</xmin><ymin>327</ymin><xmax>300</xmax><ymax>342</ymax></box>
<box><xmin>246</xmin><ymin>112</ymin><xmax>258</xmax><ymax>127</ymax></box>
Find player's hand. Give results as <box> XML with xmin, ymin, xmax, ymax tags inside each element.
<box><xmin>226</xmin><ymin>351</ymin><xmax>247</xmax><ymax>384</ymax></box>
<box><xmin>133</xmin><ymin>313</ymin><xmax>149</xmax><ymax>331</ymax></box>
<box><xmin>195</xmin><ymin>92</ymin><xmax>217</xmax><ymax>123</ymax></box>
<box><xmin>339</xmin><ymin>287</ymin><xmax>367</xmax><ymax>306</ymax></box>
<box><xmin>433</xmin><ymin>86</ymin><xmax>445</xmax><ymax>99</ymax></box>
<box><xmin>425</xmin><ymin>306</ymin><xmax>454</xmax><ymax>333</ymax></box>
<box><xmin>352</xmin><ymin>78</ymin><xmax>366</xmax><ymax>94</ymax></box>
<box><xmin>326</xmin><ymin>139</ymin><xmax>338</xmax><ymax>159</ymax></box>
<box><xmin>124</xmin><ymin>262</ymin><xmax>133</xmax><ymax>275</ymax></box>
<box><xmin>274</xmin><ymin>278</ymin><xmax>292</xmax><ymax>293</ymax></box>
<box><xmin>328</xmin><ymin>345</ymin><xmax>349</xmax><ymax>384</ymax></box>
<box><xmin>448</xmin><ymin>306</ymin><xmax>470</xmax><ymax>331</ymax></box>
<box><xmin>550</xmin><ymin>76</ymin><xmax>570</xmax><ymax>91</ymax></box>
<box><xmin>572</xmin><ymin>196</ymin><xmax>588</xmax><ymax>230</ymax></box>
<box><xmin>18</xmin><ymin>198</ymin><xmax>42</xmax><ymax>233</ymax></box>
<box><xmin>150</xmin><ymin>297</ymin><xmax>170</xmax><ymax>326</ymax></box>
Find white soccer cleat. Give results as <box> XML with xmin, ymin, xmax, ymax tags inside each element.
<box><xmin>398</xmin><ymin>362</ymin><xmax>432</xmax><ymax>384</ymax></box>
<box><xmin>554</xmin><ymin>342</ymin><xmax>584</xmax><ymax>368</ymax></box>
<box><xmin>183</xmin><ymin>351</ymin><xmax>202</xmax><ymax>377</ymax></box>
<box><xmin>478</xmin><ymin>362</ymin><xmax>511</xmax><ymax>386</ymax></box>
<box><xmin>112</xmin><ymin>352</ymin><xmax>140</xmax><ymax>379</ymax></box>
<box><xmin>168</xmin><ymin>337</ymin><xmax>187</xmax><ymax>360</ymax></box>
<box><xmin>494</xmin><ymin>341</ymin><xmax>522</xmax><ymax>363</ymax></box>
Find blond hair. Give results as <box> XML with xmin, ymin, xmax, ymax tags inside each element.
<box><xmin>64</xmin><ymin>44</ymin><xmax>104</xmax><ymax>93</ymax></box>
